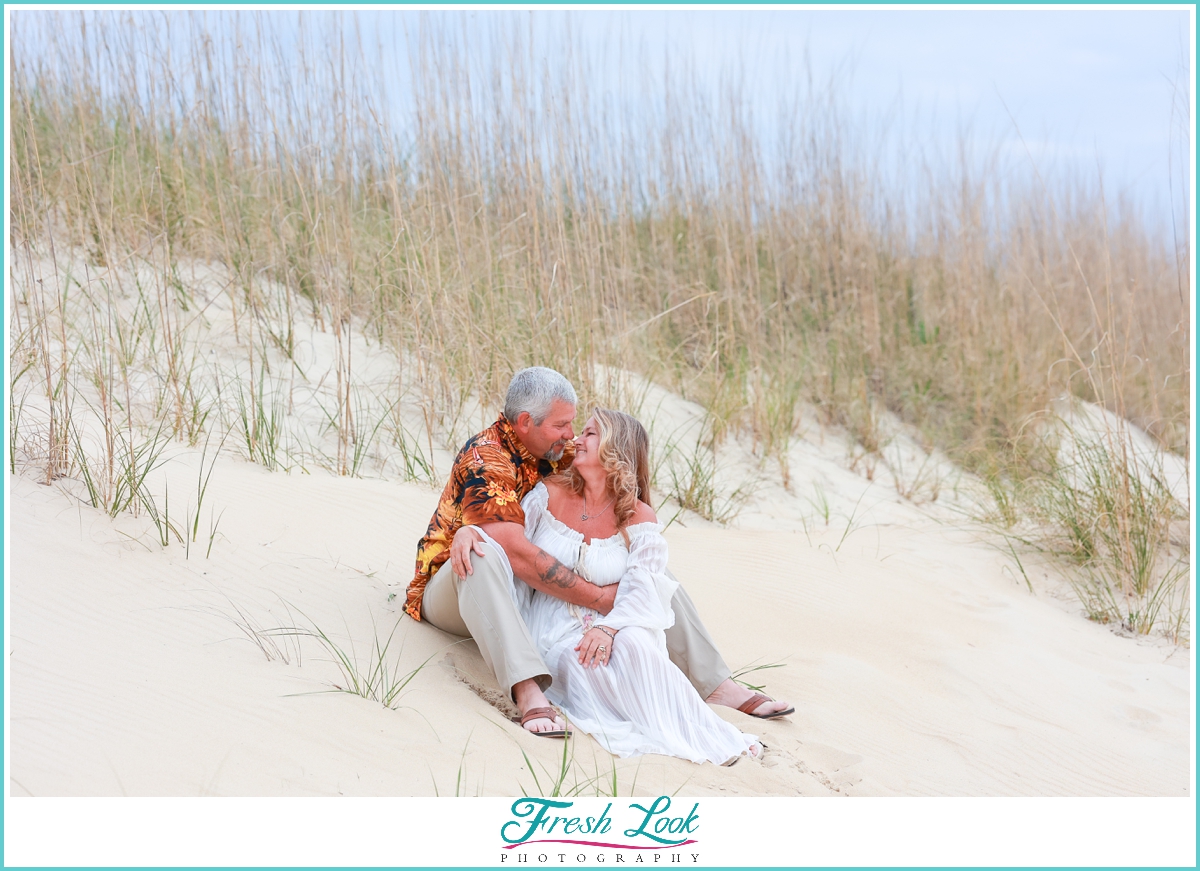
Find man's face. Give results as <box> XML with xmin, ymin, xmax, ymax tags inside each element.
<box><xmin>514</xmin><ymin>400</ymin><xmax>576</xmax><ymax>461</ymax></box>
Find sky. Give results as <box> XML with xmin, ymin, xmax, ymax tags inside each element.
<box><xmin>389</xmin><ymin>7</ymin><xmax>1191</xmax><ymax>224</ymax></box>
<box><xmin>636</xmin><ymin>8</ymin><xmax>1192</xmax><ymax>202</ymax></box>
<box><xmin>8</xmin><ymin>6</ymin><xmax>1195</xmax><ymax>225</ymax></box>
<box><xmin>533</xmin><ymin>8</ymin><xmax>1192</xmax><ymax>221</ymax></box>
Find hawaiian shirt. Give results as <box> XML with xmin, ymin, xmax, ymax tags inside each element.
<box><xmin>405</xmin><ymin>414</ymin><xmax>575</xmax><ymax>620</ymax></box>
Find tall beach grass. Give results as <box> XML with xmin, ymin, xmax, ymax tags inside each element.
<box><xmin>8</xmin><ymin>11</ymin><xmax>1190</xmax><ymax>637</ymax></box>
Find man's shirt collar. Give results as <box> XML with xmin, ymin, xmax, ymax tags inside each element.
<box><xmin>496</xmin><ymin>413</ymin><xmax>540</xmax><ymax>467</ymax></box>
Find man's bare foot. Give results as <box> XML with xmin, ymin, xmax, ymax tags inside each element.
<box><xmin>705</xmin><ymin>679</ymin><xmax>792</xmax><ymax>718</ymax></box>
<box><xmin>512</xmin><ymin>677</ymin><xmax>567</xmax><ymax>734</ymax></box>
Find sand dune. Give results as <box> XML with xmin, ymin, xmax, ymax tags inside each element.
<box><xmin>9</xmin><ymin>440</ymin><xmax>1189</xmax><ymax>799</ymax></box>
<box><xmin>6</xmin><ymin>257</ymin><xmax>1190</xmax><ymax>803</ymax></box>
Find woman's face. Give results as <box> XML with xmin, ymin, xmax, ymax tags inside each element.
<box><xmin>573</xmin><ymin>415</ymin><xmax>602</xmax><ymax>473</ymax></box>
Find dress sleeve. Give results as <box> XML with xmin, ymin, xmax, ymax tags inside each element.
<box><xmin>599</xmin><ymin>525</ymin><xmax>679</xmax><ymax>633</ymax></box>
<box><xmin>520</xmin><ymin>483</ymin><xmax>550</xmax><ymax>542</ymax></box>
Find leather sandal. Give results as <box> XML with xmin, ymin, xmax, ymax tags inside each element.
<box><xmin>736</xmin><ymin>693</ymin><xmax>795</xmax><ymax>719</ymax></box>
<box><xmin>511</xmin><ymin>706</ymin><xmax>572</xmax><ymax>738</ymax></box>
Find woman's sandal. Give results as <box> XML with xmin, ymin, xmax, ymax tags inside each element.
<box><xmin>737</xmin><ymin>693</ymin><xmax>795</xmax><ymax>719</ymax></box>
<box><xmin>511</xmin><ymin>706</ymin><xmax>572</xmax><ymax>738</ymax></box>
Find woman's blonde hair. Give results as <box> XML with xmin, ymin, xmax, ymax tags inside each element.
<box><xmin>558</xmin><ymin>408</ymin><xmax>651</xmax><ymax>536</ymax></box>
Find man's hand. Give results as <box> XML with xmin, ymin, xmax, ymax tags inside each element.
<box><xmin>479</xmin><ymin>521</ymin><xmax>618</xmax><ymax>614</ymax></box>
<box><xmin>450</xmin><ymin>526</ymin><xmax>487</xmax><ymax>577</ymax></box>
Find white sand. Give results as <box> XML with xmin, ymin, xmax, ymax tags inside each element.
<box><xmin>6</xmin><ymin>257</ymin><xmax>1191</xmax><ymax>799</ymax></box>
<box><xmin>8</xmin><ymin>442</ymin><xmax>1190</xmax><ymax>798</ymax></box>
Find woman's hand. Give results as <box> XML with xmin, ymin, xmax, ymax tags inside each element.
<box><xmin>450</xmin><ymin>526</ymin><xmax>486</xmax><ymax>577</ymax></box>
<box><xmin>575</xmin><ymin>626</ymin><xmax>617</xmax><ymax>668</ymax></box>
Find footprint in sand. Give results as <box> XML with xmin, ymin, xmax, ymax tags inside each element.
<box><xmin>770</xmin><ymin>737</ymin><xmax>864</xmax><ymax>795</ymax></box>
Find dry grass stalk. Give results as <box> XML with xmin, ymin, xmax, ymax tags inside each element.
<box><xmin>8</xmin><ymin>12</ymin><xmax>1190</xmax><ymax>637</ymax></box>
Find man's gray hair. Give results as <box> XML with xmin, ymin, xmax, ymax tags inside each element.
<box><xmin>504</xmin><ymin>367</ymin><xmax>578</xmax><ymax>424</ymax></box>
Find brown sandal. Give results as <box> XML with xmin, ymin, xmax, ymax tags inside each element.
<box><xmin>736</xmin><ymin>693</ymin><xmax>795</xmax><ymax>719</ymax></box>
<box><xmin>510</xmin><ymin>706</ymin><xmax>572</xmax><ymax>738</ymax></box>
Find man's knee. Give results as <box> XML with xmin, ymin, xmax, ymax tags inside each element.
<box><xmin>460</xmin><ymin>545</ymin><xmax>509</xmax><ymax>585</ymax></box>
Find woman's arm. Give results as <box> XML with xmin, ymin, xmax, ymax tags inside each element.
<box><xmin>595</xmin><ymin>508</ymin><xmax>677</xmax><ymax>633</ymax></box>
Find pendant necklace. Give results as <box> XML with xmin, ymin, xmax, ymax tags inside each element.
<box><xmin>581</xmin><ymin>492</ymin><xmax>615</xmax><ymax>522</ymax></box>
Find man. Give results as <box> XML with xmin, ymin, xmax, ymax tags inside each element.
<box><xmin>406</xmin><ymin>367</ymin><xmax>792</xmax><ymax>734</ymax></box>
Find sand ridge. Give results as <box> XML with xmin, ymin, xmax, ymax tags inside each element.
<box><xmin>8</xmin><ymin>441</ymin><xmax>1190</xmax><ymax>797</ymax></box>
<box><xmin>7</xmin><ymin>257</ymin><xmax>1190</xmax><ymax>798</ymax></box>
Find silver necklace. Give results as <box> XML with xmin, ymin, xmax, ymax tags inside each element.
<box><xmin>581</xmin><ymin>492</ymin><xmax>615</xmax><ymax>522</ymax></box>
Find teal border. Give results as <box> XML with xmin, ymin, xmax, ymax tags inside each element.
<box><xmin>1</xmin><ymin>2</ymin><xmax>1195</xmax><ymax>870</ymax></box>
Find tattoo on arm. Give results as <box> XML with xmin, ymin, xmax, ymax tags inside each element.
<box><xmin>535</xmin><ymin>554</ymin><xmax>581</xmax><ymax>590</ymax></box>
<box><xmin>533</xmin><ymin>553</ymin><xmax>606</xmax><ymax>609</ymax></box>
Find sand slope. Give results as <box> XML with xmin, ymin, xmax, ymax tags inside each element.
<box><xmin>6</xmin><ymin>257</ymin><xmax>1190</xmax><ymax>797</ymax></box>
<box><xmin>8</xmin><ymin>442</ymin><xmax>1189</xmax><ymax>797</ymax></box>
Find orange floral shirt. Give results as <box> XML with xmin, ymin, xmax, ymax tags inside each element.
<box><xmin>405</xmin><ymin>415</ymin><xmax>575</xmax><ymax>620</ymax></box>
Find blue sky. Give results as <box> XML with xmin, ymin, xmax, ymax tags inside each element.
<box><xmin>348</xmin><ymin>7</ymin><xmax>1189</xmax><ymax>223</ymax></box>
<box><xmin>642</xmin><ymin>8</ymin><xmax>1191</xmax><ymax>196</ymax></box>
<box><xmin>564</xmin><ymin>8</ymin><xmax>1189</xmax><ymax>217</ymax></box>
<box><xmin>10</xmin><ymin>7</ymin><xmax>1193</xmax><ymax>224</ymax></box>
<box><xmin>393</xmin><ymin>7</ymin><xmax>1190</xmax><ymax>222</ymax></box>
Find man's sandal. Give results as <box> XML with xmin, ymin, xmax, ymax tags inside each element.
<box><xmin>511</xmin><ymin>706</ymin><xmax>572</xmax><ymax>738</ymax></box>
<box><xmin>737</xmin><ymin>693</ymin><xmax>795</xmax><ymax>719</ymax></box>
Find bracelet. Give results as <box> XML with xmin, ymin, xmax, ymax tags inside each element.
<box><xmin>596</xmin><ymin>625</ymin><xmax>617</xmax><ymax>642</ymax></box>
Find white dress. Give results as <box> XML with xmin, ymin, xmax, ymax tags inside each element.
<box><xmin>479</xmin><ymin>483</ymin><xmax>757</xmax><ymax>765</ymax></box>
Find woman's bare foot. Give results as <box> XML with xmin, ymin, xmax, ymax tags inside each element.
<box><xmin>513</xmin><ymin>678</ymin><xmax>567</xmax><ymax>733</ymax></box>
<box><xmin>721</xmin><ymin>742</ymin><xmax>763</xmax><ymax>767</ymax></box>
<box><xmin>705</xmin><ymin>679</ymin><xmax>792</xmax><ymax>717</ymax></box>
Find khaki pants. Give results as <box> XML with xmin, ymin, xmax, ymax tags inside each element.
<box><xmin>662</xmin><ymin>569</ymin><xmax>732</xmax><ymax>699</ymax></box>
<box><xmin>420</xmin><ymin>547</ymin><xmax>731</xmax><ymax>700</ymax></box>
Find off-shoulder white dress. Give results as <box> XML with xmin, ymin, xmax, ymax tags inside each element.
<box><xmin>479</xmin><ymin>483</ymin><xmax>757</xmax><ymax>765</ymax></box>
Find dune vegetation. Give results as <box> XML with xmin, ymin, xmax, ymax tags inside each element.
<box><xmin>8</xmin><ymin>11</ymin><xmax>1191</xmax><ymax>639</ymax></box>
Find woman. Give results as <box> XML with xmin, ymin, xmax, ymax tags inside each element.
<box><xmin>512</xmin><ymin>408</ymin><xmax>760</xmax><ymax>766</ymax></box>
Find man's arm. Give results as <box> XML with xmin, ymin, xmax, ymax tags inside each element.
<box><xmin>478</xmin><ymin>521</ymin><xmax>618</xmax><ymax>615</ymax></box>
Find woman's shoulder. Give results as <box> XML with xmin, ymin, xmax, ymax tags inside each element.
<box><xmin>531</xmin><ymin>481</ymin><xmax>585</xmax><ymax>542</ymax></box>
<box><xmin>628</xmin><ymin>500</ymin><xmax>658</xmax><ymax>526</ymax></box>
<box><xmin>541</xmin><ymin>476</ymin><xmax>567</xmax><ymax>496</ymax></box>
<box><xmin>540</xmin><ymin>476</ymin><xmax>574</xmax><ymax>511</ymax></box>
<box><xmin>522</xmin><ymin>480</ymin><xmax>550</xmax><ymax>508</ymax></box>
